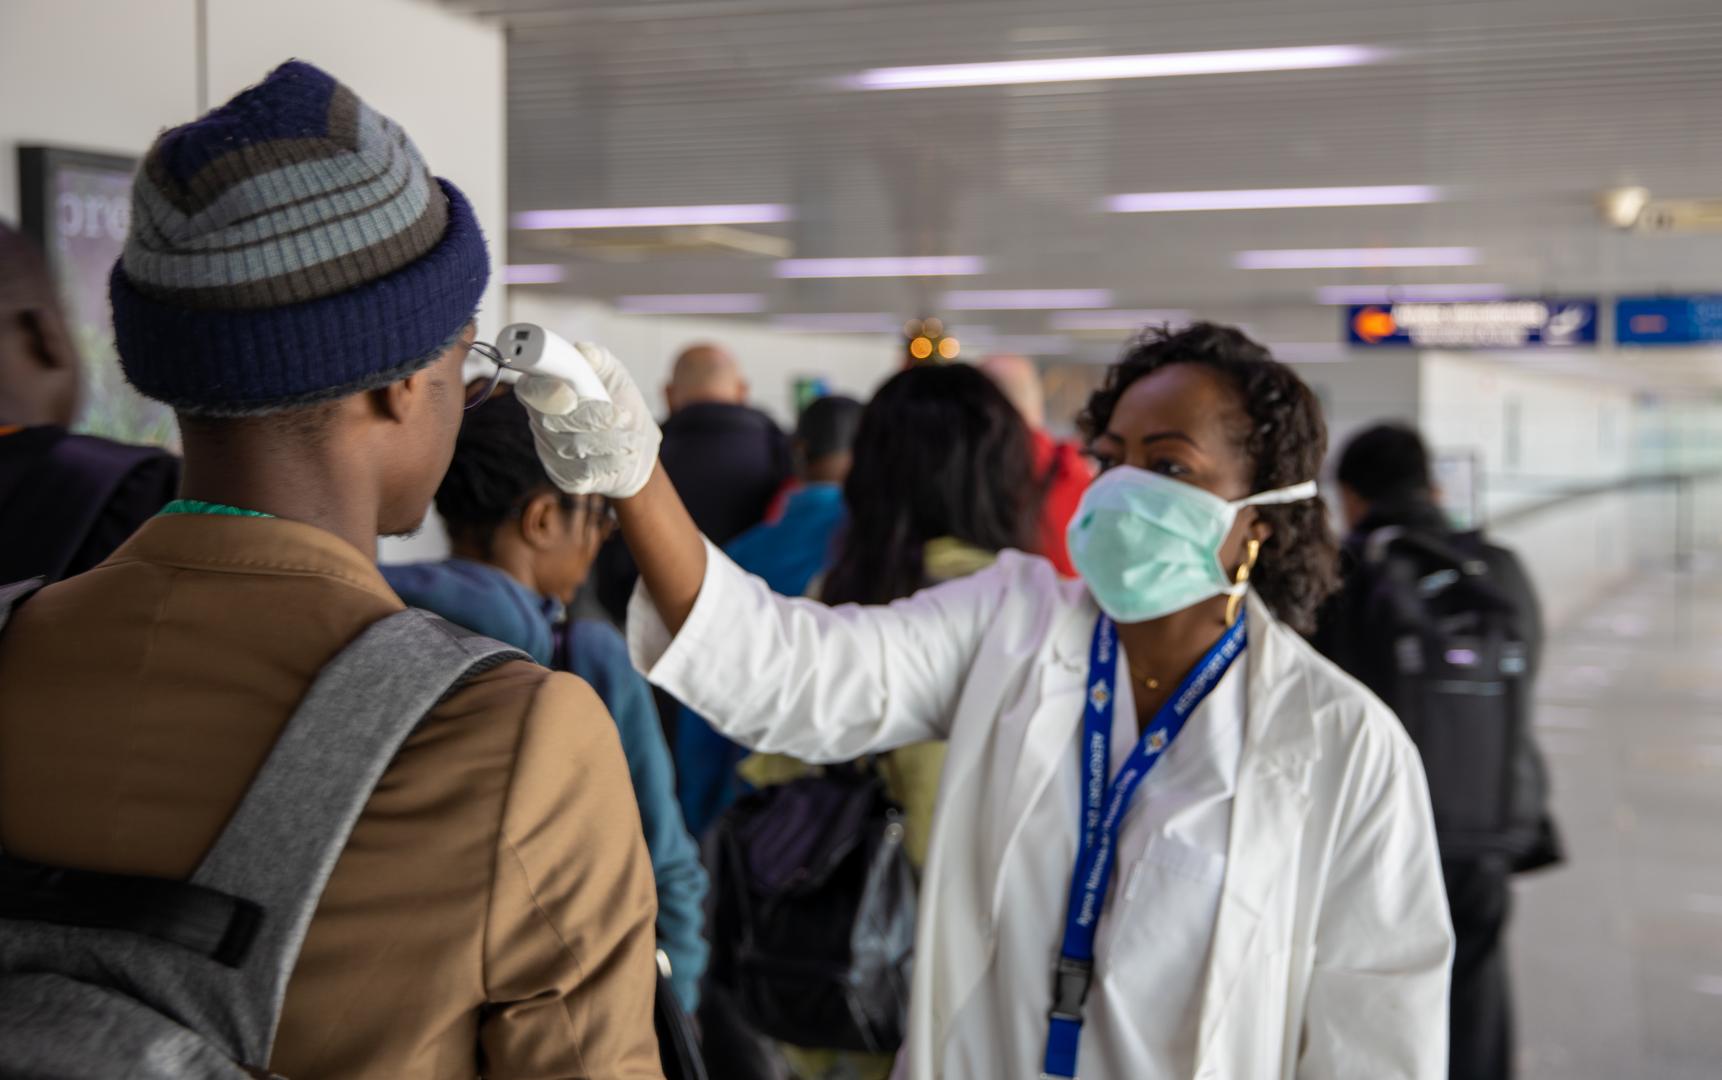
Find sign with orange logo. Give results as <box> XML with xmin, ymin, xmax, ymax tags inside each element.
<box><xmin>1351</xmin><ymin>307</ymin><xmax>1398</xmax><ymax>343</ymax></box>
<box><xmin>1345</xmin><ymin>300</ymin><xmax>1597</xmax><ymax>348</ymax></box>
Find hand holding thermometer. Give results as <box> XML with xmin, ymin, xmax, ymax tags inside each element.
<box><xmin>497</xmin><ymin>323</ymin><xmax>612</xmax><ymax>415</ymax></box>
<box><xmin>500</xmin><ymin>328</ymin><xmax>661</xmax><ymax>498</ymax></box>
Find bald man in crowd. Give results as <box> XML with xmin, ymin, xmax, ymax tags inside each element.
<box><xmin>593</xmin><ymin>341</ymin><xmax>791</xmax><ymax>623</ymax></box>
<box><xmin>0</xmin><ymin>221</ymin><xmax>178</xmax><ymax>584</ymax></box>
<box><xmin>979</xmin><ymin>353</ymin><xmax>1092</xmax><ymax>576</ymax></box>
<box><xmin>664</xmin><ymin>342</ymin><xmax>748</xmax><ymax>413</ymax></box>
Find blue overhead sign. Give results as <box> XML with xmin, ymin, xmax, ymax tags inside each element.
<box><xmin>1616</xmin><ymin>296</ymin><xmax>1722</xmax><ymax>345</ymax></box>
<box><xmin>1346</xmin><ymin>299</ymin><xmax>1598</xmax><ymax>349</ymax></box>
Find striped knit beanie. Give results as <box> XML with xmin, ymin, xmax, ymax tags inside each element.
<box><xmin>111</xmin><ymin>60</ymin><xmax>489</xmax><ymax>416</ymax></box>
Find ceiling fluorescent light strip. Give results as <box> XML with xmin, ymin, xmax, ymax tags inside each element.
<box><xmin>846</xmin><ymin>45</ymin><xmax>1388</xmax><ymax>91</ymax></box>
<box><xmin>616</xmin><ymin>293</ymin><xmax>768</xmax><ymax>315</ymax></box>
<box><xmin>1314</xmin><ymin>283</ymin><xmax>1509</xmax><ymax>304</ymax></box>
<box><xmin>1235</xmin><ymin>247</ymin><xmax>1479</xmax><ymax>270</ymax></box>
<box><xmin>1107</xmin><ymin>185</ymin><xmax>1440</xmax><ymax>213</ymax></box>
<box><xmin>942</xmin><ymin>289</ymin><xmax>1114</xmax><ymax>310</ymax></box>
<box><xmin>512</xmin><ymin>204</ymin><xmax>792</xmax><ymax>230</ymax></box>
<box><xmin>504</xmin><ymin>264</ymin><xmax>565</xmax><ymax>284</ymax></box>
<box><xmin>775</xmin><ymin>256</ymin><xmax>986</xmax><ymax>279</ymax></box>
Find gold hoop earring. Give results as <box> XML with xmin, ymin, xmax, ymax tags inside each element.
<box><xmin>1225</xmin><ymin>538</ymin><xmax>1262</xmax><ymax>625</ymax></box>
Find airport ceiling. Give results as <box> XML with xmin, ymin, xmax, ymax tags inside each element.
<box><xmin>442</xmin><ymin>0</ymin><xmax>1722</xmax><ymax>358</ymax></box>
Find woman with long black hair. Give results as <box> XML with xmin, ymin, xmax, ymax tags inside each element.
<box><xmin>821</xmin><ymin>362</ymin><xmax>1036</xmax><ymax>609</ymax></box>
<box><xmin>519</xmin><ymin>323</ymin><xmax>1453</xmax><ymax>1080</ymax></box>
<box><xmin>755</xmin><ymin>361</ymin><xmax>1039</xmax><ymax>866</ymax></box>
<box><xmin>748</xmin><ymin>362</ymin><xmax>1037</xmax><ymax>1080</ymax></box>
<box><xmin>822</xmin><ymin>361</ymin><xmax>1037</xmax><ymax>860</ymax></box>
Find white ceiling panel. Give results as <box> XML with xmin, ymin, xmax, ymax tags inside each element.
<box><xmin>441</xmin><ymin>0</ymin><xmax>1722</xmax><ymax>360</ymax></box>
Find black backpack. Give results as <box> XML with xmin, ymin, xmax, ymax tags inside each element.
<box><xmin>706</xmin><ymin>763</ymin><xmax>916</xmax><ymax>1055</ymax></box>
<box><xmin>1354</xmin><ymin>526</ymin><xmax>1553</xmax><ymax>865</ymax></box>
<box><xmin>0</xmin><ymin>430</ymin><xmax>178</xmax><ymax>585</ymax></box>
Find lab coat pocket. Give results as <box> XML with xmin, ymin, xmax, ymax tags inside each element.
<box><xmin>1092</xmin><ymin>833</ymin><xmax>1231</xmax><ymax>1057</ymax></box>
<box><xmin>1135</xmin><ymin>833</ymin><xmax>1229</xmax><ymax>892</ymax></box>
<box><xmin>1097</xmin><ymin>833</ymin><xmax>1227</xmax><ymax>977</ymax></box>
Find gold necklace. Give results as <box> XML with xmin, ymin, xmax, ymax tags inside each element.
<box><xmin>1128</xmin><ymin>668</ymin><xmax>1162</xmax><ymax>691</ymax></box>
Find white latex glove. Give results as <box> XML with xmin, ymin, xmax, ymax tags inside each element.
<box><xmin>514</xmin><ymin>342</ymin><xmax>662</xmax><ymax>498</ymax></box>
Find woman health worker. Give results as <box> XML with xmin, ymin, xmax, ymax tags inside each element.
<box><xmin>521</xmin><ymin>322</ymin><xmax>1453</xmax><ymax>1079</ymax></box>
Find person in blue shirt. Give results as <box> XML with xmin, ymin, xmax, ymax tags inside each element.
<box><xmin>675</xmin><ymin>393</ymin><xmax>863</xmax><ymax>838</ymax></box>
<box><xmin>383</xmin><ymin>388</ymin><xmax>708</xmax><ymax>1012</ymax></box>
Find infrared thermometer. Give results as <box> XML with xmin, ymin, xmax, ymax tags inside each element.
<box><xmin>497</xmin><ymin>323</ymin><xmax>612</xmax><ymax>415</ymax></box>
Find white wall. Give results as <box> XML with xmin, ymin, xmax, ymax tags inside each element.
<box><xmin>507</xmin><ymin>291</ymin><xmax>903</xmax><ymax>425</ymax></box>
<box><xmin>1</xmin><ymin>0</ymin><xmax>505</xmax><ymax>566</ymax></box>
<box><xmin>1285</xmin><ymin>349</ymin><xmax>1423</xmax><ymax>466</ymax></box>
<box><xmin>203</xmin><ymin>0</ymin><xmax>506</xmax><ymax>327</ymax></box>
<box><xmin>1</xmin><ymin>1</ymin><xmax>504</xmax><ymax>322</ymax></box>
<box><xmin>1418</xmin><ymin>352</ymin><xmax>1709</xmax><ymax>627</ymax></box>
<box><xmin>1420</xmin><ymin>352</ymin><xmax>1637</xmax><ymax>515</ymax></box>
<box><xmin>0</xmin><ymin>1</ymin><xmax>198</xmax><ymax>220</ymax></box>
<box><xmin>1281</xmin><ymin>346</ymin><xmax>1720</xmax><ymax>629</ymax></box>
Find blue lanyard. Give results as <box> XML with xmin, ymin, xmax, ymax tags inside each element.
<box><xmin>1041</xmin><ymin>614</ymin><xmax>1247</xmax><ymax>1079</ymax></box>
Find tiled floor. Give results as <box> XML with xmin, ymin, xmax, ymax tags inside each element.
<box><xmin>1512</xmin><ymin>558</ymin><xmax>1722</xmax><ymax>1080</ymax></box>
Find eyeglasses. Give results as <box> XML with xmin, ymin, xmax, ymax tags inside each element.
<box><xmin>464</xmin><ymin>340</ymin><xmax>514</xmax><ymax>411</ymax></box>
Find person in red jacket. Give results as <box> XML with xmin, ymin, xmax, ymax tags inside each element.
<box><xmin>980</xmin><ymin>354</ymin><xmax>1093</xmax><ymax>576</ymax></box>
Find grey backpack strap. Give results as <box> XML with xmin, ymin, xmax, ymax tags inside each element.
<box><xmin>187</xmin><ymin>609</ymin><xmax>528</xmax><ymax>1065</ymax></box>
<box><xmin>0</xmin><ymin>605</ymin><xmax>528</xmax><ymax>1074</ymax></box>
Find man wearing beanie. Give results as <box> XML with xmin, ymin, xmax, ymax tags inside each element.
<box><xmin>0</xmin><ymin>61</ymin><xmax>662</xmax><ymax>1078</ymax></box>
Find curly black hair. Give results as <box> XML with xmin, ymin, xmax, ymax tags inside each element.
<box><xmin>435</xmin><ymin>389</ymin><xmax>565</xmax><ymax>558</ymax></box>
<box><xmin>1077</xmin><ymin>322</ymin><xmax>1338</xmax><ymax>634</ymax></box>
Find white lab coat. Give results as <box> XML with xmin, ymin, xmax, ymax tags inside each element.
<box><xmin>629</xmin><ymin>542</ymin><xmax>1453</xmax><ymax>1080</ymax></box>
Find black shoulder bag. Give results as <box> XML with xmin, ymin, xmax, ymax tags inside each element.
<box><xmin>705</xmin><ymin>761</ymin><xmax>917</xmax><ymax>1054</ymax></box>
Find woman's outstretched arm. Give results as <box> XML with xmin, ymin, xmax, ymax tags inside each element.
<box><xmin>516</xmin><ymin>337</ymin><xmax>1026</xmax><ymax>759</ymax></box>
<box><xmin>612</xmin><ymin>464</ymin><xmax>707</xmax><ymax>635</ymax></box>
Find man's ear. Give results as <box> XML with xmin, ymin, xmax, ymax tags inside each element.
<box><xmin>19</xmin><ymin>308</ymin><xmax>76</xmax><ymax>372</ymax></box>
<box><xmin>736</xmin><ymin>377</ymin><xmax>750</xmax><ymax>403</ymax></box>
<box><xmin>372</xmin><ymin>366</ymin><xmax>433</xmax><ymax>423</ymax></box>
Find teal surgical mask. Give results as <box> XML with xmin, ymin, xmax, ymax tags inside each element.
<box><xmin>1067</xmin><ymin>465</ymin><xmax>1319</xmax><ymax>624</ymax></box>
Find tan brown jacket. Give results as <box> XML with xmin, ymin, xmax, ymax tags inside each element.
<box><xmin>0</xmin><ymin>515</ymin><xmax>663</xmax><ymax>1079</ymax></box>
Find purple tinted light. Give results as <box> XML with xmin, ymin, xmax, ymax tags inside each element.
<box><xmin>1106</xmin><ymin>185</ymin><xmax>1440</xmax><ymax>213</ymax></box>
<box><xmin>941</xmin><ymin>289</ymin><xmax>1114</xmax><ymax>310</ymax></box>
<box><xmin>1235</xmin><ymin>247</ymin><xmax>1480</xmax><ymax>270</ymax></box>
<box><xmin>504</xmin><ymin>264</ymin><xmax>565</xmax><ymax>285</ymax></box>
<box><xmin>1315</xmin><ymin>283</ymin><xmax>1510</xmax><ymax>304</ymax></box>
<box><xmin>775</xmin><ymin>256</ymin><xmax>986</xmax><ymax>279</ymax></box>
<box><xmin>512</xmin><ymin>204</ymin><xmax>792</xmax><ymax>230</ymax></box>
<box><xmin>845</xmin><ymin>45</ymin><xmax>1389</xmax><ymax>91</ymax></box>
